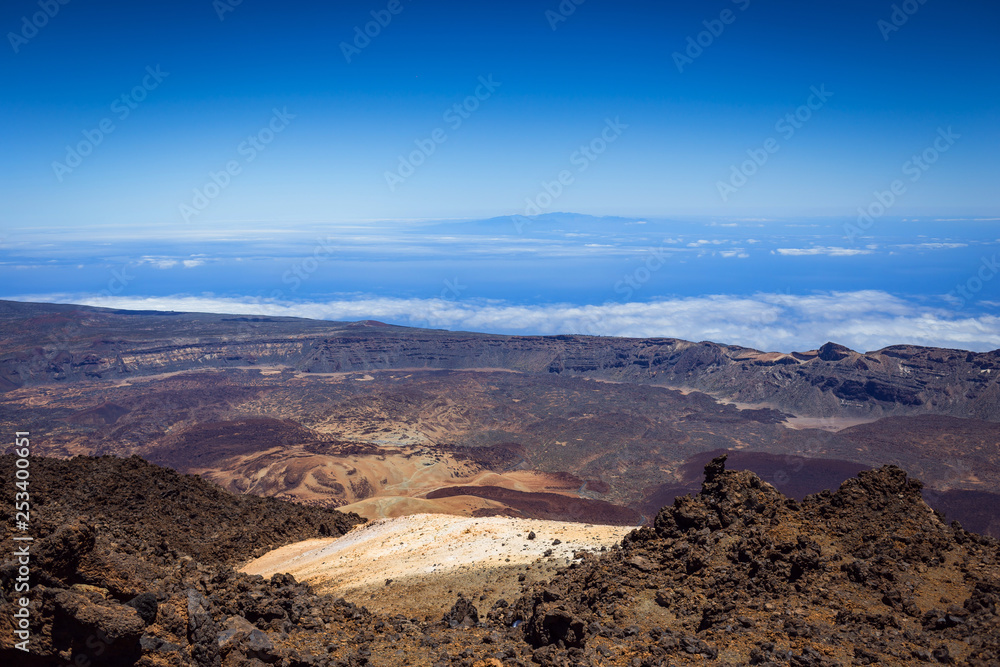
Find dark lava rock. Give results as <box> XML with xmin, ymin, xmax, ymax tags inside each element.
<box><xmin>512</xmin><ymin>455</ymin><xmax>999</xmax><ymax>665</ymax></box>
<box><xmin>34</xmin><ymin>522</ymin><xmax>96</xmax><ymax>584</ymax></box>
<box><xmin>187</xmin><ymin>589</ymin><xmax>222</xmax><ymax>667</ymax></box>
<box><xmin>125</xmin><ymin>592</ymin><xmax>159</xmax><ymax>626</ymax></box>
<box><xmin>243</xmin><ymin>628</ymin><xmax>280</xmax><ymax>663</ymax></box>
<box><xmin>1</xmin><ymin>452</ymin><xmax>997</xmax><ymax>666</ymax></box>
<box><xmin>524</xmin><ymin>607</ymin><xmax>586</xmax><ymax>649</ymax></box>
<box><xmin>443</xmin><ymin>595</ymin><xmax>479</xmax><ymax>628</ymax></box>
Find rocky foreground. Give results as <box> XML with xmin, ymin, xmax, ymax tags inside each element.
<box><xmin>1</xmin><ymin>454</ymin><xmax>998</xmax><ymax>666</ymax></box>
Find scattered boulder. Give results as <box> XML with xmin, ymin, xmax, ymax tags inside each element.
<box><xmin>443</xmin><ymin>595</ymin><xmax>479</xmax><ymax>629</ymax></box>
<box><xmin>126</xmin><ymin>592</ymin><xmax>159</xmax><ymax>626</ymax></box>
<box><xmin>187</xmin><ymin>589</ymin><xmax>221</xmax><ymax>667</ymax></box>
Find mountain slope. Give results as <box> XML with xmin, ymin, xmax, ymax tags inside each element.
<box><xmin>2</xmin><ymin>299</ymin><xmax>998</xmax><ymax>420</ymax></box>
<box><xmin>1</xmin><ymin>455</ymin><xmax>997</xmax><ymax>666</ymax></box>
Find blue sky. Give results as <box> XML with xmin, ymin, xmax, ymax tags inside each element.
<box><xmin>2</xmin><ymin>0</ymin><xmax>999</xmax><ymax>350</ymax></box>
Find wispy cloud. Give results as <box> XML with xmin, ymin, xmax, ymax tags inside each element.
<box><xmin>139</xmin><ymin>257</ymin><xmax>178</xmax><ymax>269</ymax></box>
<box><xmin>775</xmin><ymin>247</ymin><xmax>872</xmax><ymax>257</ymax></box>
<box><xmin>894</xmin><ymin>242</ymin><xmax>968</xmax><ymax>250</ymax></box>
<box><xmin>7</xmin><ymin>291</ymin><xmax>999</xmax><ymax>353</ymax></box>
<box><xmin>933</xmin><ymin>218</ymin><xmax>1000</xmax><ymax>222</ymax></box>
<box><xmin>138</xmin><ymin>257</ymin><xmax>206</xmax><ymax>269</ymax></box>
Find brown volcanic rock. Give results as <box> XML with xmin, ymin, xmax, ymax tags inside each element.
<box><xmin>638</xmin><ymin>425</ymin><xmax>1000</xmax><ymax>541</ymax></box>
<box><xmin>510</xmin><ymin>456</ymin><xmax>1000</xmax><ymax>665</ymax></box>
<box><xmin>0</xmin><ymin>454</ymin><xmax>362</xmax><ymax>666</ymax></box>
<box><xmin>4</xmin><ymin>586</ymin><xmax>147</xmax><ymax>667</ymax></box>
<box><xmin>640</xmin><ymin>449</ymin><xmax>871</xmax><ymax>513</ymax></box>
<box><xmin>0</xmin><ymin>454</ymin><xmax>363</xmax><ymax>567</ymax></box>
<box><xmin>33</xmin><ymin>522</ymin><xmax>96</xmax><ymax>585</ymax></box>
<box><xmin>655</xmin><ymin>453</ymin><xmax>785</xmax><ymax>533</ymax></box>
<box><xmin>0</xmin><ymin>454</ymin><xmax>998</xmax><ymax>666</ymax></box>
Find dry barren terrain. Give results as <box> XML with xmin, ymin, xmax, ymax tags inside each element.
<box><xmin>241</xmin><ymin>514</ymin><xmax>631</xmax><ymax>618</ymax></box>
<box><xmin>2</xmin><ymin>299</ymin><xmax>999</xmax><ymax>537</ymax></box>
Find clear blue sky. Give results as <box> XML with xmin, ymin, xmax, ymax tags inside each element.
<box><xmin>2</xmin><ymin>0</ymin><xmax>998</xmax><ymax>225</ymax></box>
<box><xmin>3</xmin><ymin>1</ymin><xmax>999</xmax><ymax>352</ymax></box>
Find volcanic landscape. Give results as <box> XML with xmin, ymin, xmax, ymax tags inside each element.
<box><xmin>1</xmin><ymin>299</ymin><xmax>998</xmax><ymax>666</ymax></box>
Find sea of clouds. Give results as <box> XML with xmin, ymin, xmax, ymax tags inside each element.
<box><xmin>10</xmin><ymin>290</ymin><xmax>1000</xmax><ymax>353</ymax></box>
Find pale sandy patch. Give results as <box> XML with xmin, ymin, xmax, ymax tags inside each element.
<box><xmin>783</xmin><ymin>416</ymin><xmax>878</xmax><ymax>431</ymax></box>
<box><xmin>240</xmin><ymin>513</ymin><xmax>631</xmax><ymax>594</ymax></box>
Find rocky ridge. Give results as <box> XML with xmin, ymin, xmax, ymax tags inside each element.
<box><xmin>1</xmin><ymin>454</ymin><xmax>997</xmax><ymax>666</ymax></box>
<box><xmin>2</xmin><ymin>300</ymin><xmax>998</xmax><ymax>420</ymax></box>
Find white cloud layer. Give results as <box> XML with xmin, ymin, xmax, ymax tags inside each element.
<box><xmin>775</xmin><ymin>247</ymin><xmax>872</xmax><ymax>257</ymax></box>
<box><xmin>138</xmin><ymin>257</ymin><xmax>205</xmax><ymax>269</ymax></box>
<box><xmin>6</xmin><ymin>291</ymin><xmax>999</xmax><ymax>353</ymax></box>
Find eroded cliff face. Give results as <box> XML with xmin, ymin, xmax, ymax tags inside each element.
<box><xmin>2</xmin><ymin>300</ymin><xmax>999</xmax><ymax>420</ymax></box>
